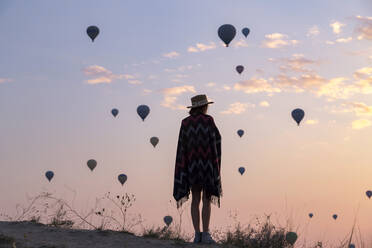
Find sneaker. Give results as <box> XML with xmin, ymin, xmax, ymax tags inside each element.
<box><xmin>193</xmin><ymin>232</ymin><xmax>202</xmax><ymax>243</ymax></box>
<box><xmin>201</xmin><ymin>232</ymin><xmax>216</xmax><ymax>244</ymax></box>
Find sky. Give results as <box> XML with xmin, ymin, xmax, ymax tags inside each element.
<box><xmin>0</xmin><ymin>0</ymin><xmax>372</xmax><ymax>246</ymax></box>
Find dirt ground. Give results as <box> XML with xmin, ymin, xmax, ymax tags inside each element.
<box><xmin>0</xmin><ymin>221</ymin><xmax>231</xmax><ymax>248</ymax></box>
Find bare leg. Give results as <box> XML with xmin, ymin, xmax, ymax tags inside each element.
<box><xmin>191</xmin><ymin>184</ymin><xmax>202</xmax><ymax>233</ymax></box>
<box><xmin>202</xmin><ymin>191</ymin><xmax>211</xmax><ymax>232</ymax></box>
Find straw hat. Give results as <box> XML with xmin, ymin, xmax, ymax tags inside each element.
<box><xmin>187</xmin><ymin>94</ymin><xmax>214</xmax><ymax>108</ymax></box>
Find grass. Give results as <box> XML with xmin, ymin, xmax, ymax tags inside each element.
<box><xmin>1</xmin><ymin>191</ymin><xmax>369</xmax><ymax>248</ymax></box>
<box><xmin>140</xmin><ymin>216</ymin><xmax>291</xmax><ymax>247</ymax></box>
<box><xmin>215</xmin><ymin>220</ymin><xmax>289</xmax><ymax>248</ymax></box>
<box><xmin>1</xmin><ymin>191</ymin><xmax>142</xmax><ymax>232</ymax></box>
<box><xmin>142</xmin><ymin>226</ymin><xmax>186</xmax><ymax>242</ymax></box>
<box><xmin>0</xmin><ymin>234</ymin><xmax>15</xmax><ymax>245</ymax></box>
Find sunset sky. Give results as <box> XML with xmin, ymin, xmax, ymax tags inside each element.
<box><xmin>0</xmin><ymin>0</ymin><xmax>372</xmax><ymax>246</ymax></box>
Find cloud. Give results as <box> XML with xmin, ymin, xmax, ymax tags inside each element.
<box><xmin>123</xmin><ymin>74</ymin><xmax>135</xmax><ymax>79</ymax></box>
<box><xmin>86</xmin><ymin>77</ymin><xmax>112</xmax><ymax>84</ymax></box>
<box><xmin>271</xmin><ymin>72</ymin><xmax>370</xmax><ymax>100</ymax></box>
<box><xmin>187</xmin><ymin>42</ymin><xmax>217</xmax><ymax>53</ymax></box>
<box><xmin>170</xmin><ymin>74</ymin><xmax>189</xmax><ymax>83</ymax></box>
<box><xmin>82</xmin><ymin>65</ymin><xmax>126</xmax><ymax>84</ymax></box>
<box><xmin>187</xmin><ymin>47</ymin><xmax>198</xmax><ymax>53</ymax></box>
<box><xmin>162</xmin><ymin>85</ymin><xmax>195</xmax><ymax>95</ymax></box>
<box><xmin>307</xmin><ymin>25</ymin><xmax>320</xmax><ymax>37</ymax></box>
<box><xmin>171</xmin><ymin>79</ymin><xmax>183</xmax><ymax>83</ymax></box>
<box><xmin>142</xmin><ymin>89</ymin><xmax>152</xmax><ymax>95</ymax></box>
<box><xmin>220</xmin><ymin>102</ymin><xmax>255</xmax><ymax>114</ymax></box>
<box><xmin>233</xmin><ymin>64</ymin><xmax>372</xmax><ymax>101</ymax></box>
<box><xmin>326</xmin><ymin>37</ymin><xmax>352</xmax><ymax>45</ymax></box>
<box><xmin>160</xmin><ymin>85</ymin><xmax>196</xmax><ymax>110</ymax></box>
<box><xmin>274</xmin><ymin>73</ymin><xmax>327</xmax><ymax>92</ymax></box>
<box><xmin>315</xmin><ymin>67</ymin><xmax>372</xmax><ymax>100</ymax></box>
<box><xmin>340</xmin><ymin>102</ymin><xmax>372</xmax><ymax>116</ymax></box>
<box><xmin>352</xmin><ymin>119</ymin><xmax>371</xmax><ymax>130</ymax></box>
<box><xmin>315</xmin><ymin>77</ymin><xmax>356</xmax><ymax>99</ymax></box>
<box><xmin>128</xmin><ymin>80</ymin><xmax>142</xmax><ymax>85</ymax></box>
<box><xmin>164</xmin><ymin>65</ymin><xmax>198</xmax><ymax>73</ymax></box>
<box><xmin>177</xmin><ymin>65</ymin><xmax>197</xmax><ymax>71</ymax></box>
<box><xmin>305</xmin><ymin>119</ymin><xmax>319</xmax><ymax>125</ymax></box>
<box><xmin>344</xmin><ymin>47</ymin><xmax>372</xmax><ymax>58</ymax></box>
<box><xmin>163</xmin><ymin>51</ymin><xmax>180</xmax><ymax>58</ymax></box>
<box><xmin>269</xmin><ymin>54</ymin><xmax>318</xmax><ymax>73</ymax></box>
<box><xmin>231</xmin><ymin>66</ymin><xmax>372</xmax><ymax>101</ymax></box>
<box><xmin>353</xmin><ymin>66</ymin><xmax>372</xmax><ymax>92</ymax></box>
<box><xmin>0</xmin><ymin>78</ymin><xmax>13</xmax><ymax>84</ymax></box>
<box><xmin>354</xmin><ymin>16</ymin><xmax>372</xmax><ymax>40</ymax></box>
<box><xmin>335</xmin><ymin>37</ymin><xmax>352</xmax><ymax>43</ymax></box>
<box><xmin>261</xmin><ymin>33</ymin><xmax>299</xmax><ymax>48</ymax></box>
<box><xmin>206</xmin><ymin>82</ymin><xmax>216</xmax><ymax>87</ymax></box>
<box><xmin>223</xmin><ymin>85</ymin><xmax>231</xmax><ymax>91</ymax></box>
<box><xmin>232</xmin><ymin>39</ymin><xmax>249</xmax><ymax>48</ymax></box>
<box><xmin>330</xmin><ymin>21</ymin><xmax>345</xmax><ymax>34</ymax></box>
<box><xmin>83</xmin><ymin>65</ymin><xmax>110</xmax><ymax>76</ymax></box>
<box><xmin>354</xmin><ymin>66</ymin><xmax>372</xmax><ymax>80</ymax></box>
<box><xmin>175</xmin><ymin>74</ymin><xmax>188</xmax><ymax>78</ymax></box>
<box><xmin>234</xmin><ymin>78</ymin><xmax>281</xmax><ymax>94</ymax></box>
<box><xmin>316</xmin><ymin>70</ymin><xmax>372</xmax><ymax>100</ymax></box>
<box><xmin>259</xmin><ymin>101</ymin><xmax>270</xmax><ymax>107</ymax></box>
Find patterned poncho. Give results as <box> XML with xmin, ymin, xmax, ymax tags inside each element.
<box><xmin>173</xmin><ymin>113</ymin><xmax>222</xmax><ymax>208</ymax></box>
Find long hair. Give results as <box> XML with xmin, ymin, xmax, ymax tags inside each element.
<box><xmin>188</xmin><ymin>104</ymin><xmax>208</xmax><ymax>116</ymax></box>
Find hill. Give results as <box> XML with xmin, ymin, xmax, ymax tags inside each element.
<box><xmin>0</xmin><ymin>221</ymin><xmax>230</xmax><ymax>248</ymax></box>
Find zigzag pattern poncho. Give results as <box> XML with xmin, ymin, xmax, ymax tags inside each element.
<box><xmin>173</xmin><ymin>113</ymin><xmax>222</xmax><ymax>208</ymax></box>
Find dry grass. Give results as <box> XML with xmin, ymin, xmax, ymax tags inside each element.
<box><xmin>142</xmin><ymin>226</ymin><xmax>186</xmax><ymax>242</ymax></box>
<box><xmin>1</xmin><ymin>191</ymin><xmax>369</xmax><ymax>248</ymax></box>
<box><xmin>214</xmin><ymin>220</ymin><xmax>288</xmax><ymax>248</ymax></box>
<box><xmin>0</xmin><ymin>234</ymin><xmax>15</xmax><ymax>245</ymax></box>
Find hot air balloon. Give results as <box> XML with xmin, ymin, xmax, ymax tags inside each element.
<box><xmin>86</xmin><ymin>26</ymin><xmax>99</xmax><ymax>42</ymax></box>
<box><xmin>118</xmin><ymin>174</ymin><xmax>127</xmax><ymax>186</ymax></box>
<box><xmin>137</xmin><ymin>105</ymin><xmax>150</xmax><ymax>121</ymax></box>
<box><xmin>163</xmin><ymin>215</ymin><xmax>173</xmax><ymax>226</ymax></box>
<box><xmin>218</xmin><ymin>24</ymin><xmax>236</xmax><ymax>47</ymax></box>
<box><xmin>242</xmin><ymin>27</ymin><xmax>250</xmax><ymax>38</ymax></box>
<box><xmin>236</xmin><ymin>65</ymin><xmax>244</xmax><ymax>74</ymax></box>
<box><xmin>238</xmin><ymin>167</ymin><xmax>245</xmax><ymax>175</ymax></box>
<box><xmin>45</xmin><ymin>171</ymin><xmax>54</xmax><ymax>182</ymax></box>
<box><xmin>366</xmin><ymin>190</ymin><xmax>372</xmax><ymax>199</ymax></box>
<box><xmin>111</xmin><ymin>108</ymin><xmax>119</xmax><ymax>117</ymax></box>
<box><xmin>237</xmin><ymin>129</ymin><xmax>244</xmax><ymax>138</ymax></box>
<box><xmin>285</xmin><ymin>232</ymin><xmax>298</xmax><ymax>245</ymax></box>
<box><xmin>291</xmin><ymin>108</ymin><xmax>305</xmax><ymax>126</ymax></box>
<box><xmin>150</xmin><ymin>137</ymin><xmax>159</xmax><ymax>148</ymax></box>
<box><xmin>332</xmin><ymin>214</ymin><xmax>338</xmax><ymax>220</ymax></box>
<box><xmin>309</xmin><ymin>213</ymin><xmax>313</xmax><ymax>218</ymax></box>
<box><xmin>87</xmin><ymin>159</ymin><xmax>97</xmax><ymax>171</ymax></box>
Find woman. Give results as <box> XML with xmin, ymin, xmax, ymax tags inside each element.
<box><xmin>173</xmin><ymin>94</ymin><xmax>222</xmax><ymax>244</ymax></box>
